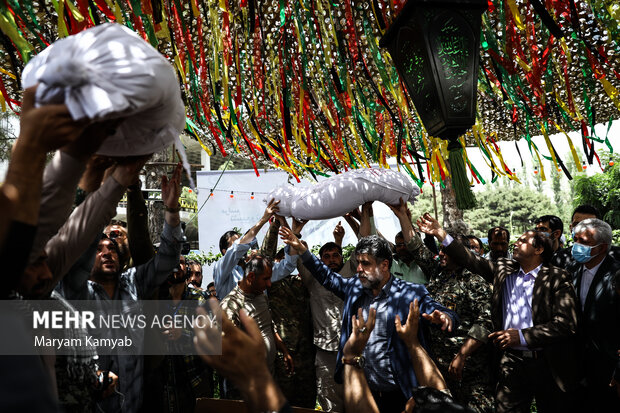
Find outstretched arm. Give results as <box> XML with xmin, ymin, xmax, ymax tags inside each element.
<box><xmin>395</xmin><ymin>300</ymin><xmax>448</xmax><ymax>391</ymax></box>
<box><xmin>134</xmin><ymin>163</ymin><xmax>184</xmax><ymax>297</ymax></box>
<box><xmin>418</xmin><ymin>213</ymin><xmax>494</xmax><ymax>282</ymax></box>
<box><xmin>239</xmin><ymin>199</ymin><xmax>280</xmax><ymax>245</ymax></box>
<box><xmin>343</xmin><ymin>307</ymin><xmax>379</xmax><ymax>413</ymax></box>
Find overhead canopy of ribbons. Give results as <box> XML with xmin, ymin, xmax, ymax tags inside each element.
<box><xmin>0</xmin><ymin>0</ymin><xmax>618</xmax><ymax>187</ymax></box>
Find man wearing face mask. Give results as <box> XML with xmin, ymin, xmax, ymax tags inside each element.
<box><xmin>571</xmin><ymin>218</ymin><xmax>620</xmax><ymax>411</ymax></box>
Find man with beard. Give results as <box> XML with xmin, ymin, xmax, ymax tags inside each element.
<box><xmin>186</xmin><ymin>260</ymin><xmax>203</xmax><ymax>289</ymax></box>
<box><xmin>384</xmin><ymin>201</ymin><xmax>493</xmax><ymax>412</ymax></box>
<box><xmin>418</xmin><ymin>213</ymin><xmax>580</xmax><ymax>413</ymax></box>
<box><xmin>58</xmin><ymin>163</ymin><xmax>185</xmax><ymax>413</ymax></box>
<box><xmin>103</xmin><ymin>221</ymin><xmax>130</xmax><ymax>269</ymax></box>
<box><xmin>484</xmin><ymin>227</ymin><xmax>511</xmax><ymax>262</ymax></box>
<box><xmin>280</xmin><ymin>227</ymin><xmax>457</xmax><ymax>413</ymax></box>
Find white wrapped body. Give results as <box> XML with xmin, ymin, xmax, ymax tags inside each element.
<box><xmin>265</xmin><ymin>168</ymin><xmax>420</xmax><ymax>220</ymax></box>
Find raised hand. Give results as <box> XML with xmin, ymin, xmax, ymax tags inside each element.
<box><xmin>279</xmin><ymin>226</ymin><xmax>306</xmax><ymax>253</ymax></box>
<box><xmin>395</xmin><ymin>300</ymin><xmax>421</xmax><ymax>346</ymax></box>
<box><xmin>18</xmin><ymin>86</ymin><xmax>89</xmax><ymax>153</ymax></box>
<box><xmin>291</xmin><ymin>217</ymin><xmax>306</xmax><ymax>235</ymax></box>
<box><xmin>343</xmin><ymin>307</ymin><xmax>376</xmax><ymax>358</ymax></box>
<box><xmin>333</xmin><ymin>221</ymin><xmax>345</xmax><ymax>245</ymax></box>
<box><xmin>421</xmin><ymin>309</ymin><xmax>453</xmax><ymax>332</ymax></box>
<box><xmin>262</xmin><ymin>198</ymin><xmax>280</xmax><ymax>222</ymax></box>
<box><xmin>161</xmin><ymin>162</ymin><xmax>182</xmax><ymax>208</ymax></box>
<box><xmin>386</xmin><ymin>197</ymin><xmax>408</xmax><ymax>219</ymax></box>
<box><xmin>416</xmin><ymin>213</ymin><xmax>447</xmax><ymax>241</ymax></box>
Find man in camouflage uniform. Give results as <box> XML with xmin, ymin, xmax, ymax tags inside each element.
<box><xmin>386</xmin><ymin>202</ymin><xmax>494</xmax><ymax>412</ymax></box>
<box><xmin>259</xmin><ymin>221</ymin><xmax>317</xmax><ymax>408</ymax></box>
<box><xmin>425</xmin><ymin>235</ymin><xmax>495</xmax><ymax>413</ymax></box>
<box><xmin>268</xmin><ymin>272</ymin><xmax>317</xmax><ymax>408</ymax></box>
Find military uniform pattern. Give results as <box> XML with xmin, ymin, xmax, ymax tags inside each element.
<box><xmin>427</xmin><ymin>269</ymin><xmax>495</xmax><ymax>413</ymax></box>
<box><xmin>268</xmin><ymin>274</ymin><xmax>317</xmax><ymax>409</ymax></box>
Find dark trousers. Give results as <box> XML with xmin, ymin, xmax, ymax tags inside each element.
<box><xmin>370</xmin><ymin>389</ymin><xmax>407</xmax><ymax>413</ymax></box>
<box><xmin>496</xmin><ymin>351</ymin><xmax>577</xmax><ymax>413</ymax></box>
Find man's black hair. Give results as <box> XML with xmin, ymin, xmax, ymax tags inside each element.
<box><xmin>354</xmin><ymin>235</ymin><xmax>393</xmax><ymax>269</ymax></box>
<box><xmin>319</xmin><ymin>242</ymin><xmax>342</xmax><ymax>257</ymax></box>
<box><xmin>243</xmin><ymin>253</ymin><xmax>272</xmax><ymax>278</ymax></box>
<box><xmin>108</xmin><ymin>219</ymin><xmax>127</xmax><ymax>228</ymax></box>
<box><xmin>466</xmin><ymin>235</ymin><xmax>483</xmax><ymax>249</ymax></box>
<box><xmin>487</xmin><ymin>227</ymin><xmax>510</xmax><ymax>243</ymax></box>
<box><xmin>572</xmin><ymin>204</ymin><xmax>601</xmax><ymax>220</ymax></box>
<box><xmin>219</xmin><ymin>230</ymin><xmax>241</xmax><ymax>252</ymax></box>
<box><xmin>529</xmin><ymin>230</ymin><xmax>554</xmax><ymax>264</ymax></box>
<box><xmin>535</xmin><ymin>215</ymin><xmax>563</xmax><ymax>234</ymax></box>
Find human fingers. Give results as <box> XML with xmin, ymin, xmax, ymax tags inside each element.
<box><xmin>21</xmin><ymin>86</ymin><xmax>37</xmax><ymax>112</ymax></box>
<box><xmin>394</xmin><ymin>314</ymin><xmax>403</xmax><ymax>332</ymax></box>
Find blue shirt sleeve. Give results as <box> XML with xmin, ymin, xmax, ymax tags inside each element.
<box><xmin>300</xmin><ymin>250</ymin><xmax>348</xmax><ymax>300</ymax></box>
<box><xmin>271</xmin><ymin>249</ymin><xmax>298</xmax><ymax>282</ymax></box>
<box><xmin>213</xmin><ymin>240</ymin><xmax>252</xmax><ymax>299</ymax></box>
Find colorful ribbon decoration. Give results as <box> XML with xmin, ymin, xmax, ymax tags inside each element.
<box><xmin>0</xmin><ymin>0</ymin><xmax>617</xmax><ymax>187</ymax></box>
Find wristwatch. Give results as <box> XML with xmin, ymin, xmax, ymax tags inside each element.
<box><xmin>342</xmin><ymin>355</ymin><xmax>365</xmax><ymax>369</ymax></box>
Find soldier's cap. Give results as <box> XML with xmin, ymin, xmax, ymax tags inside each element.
<box><xmin>410</xmin><ymin>387</ymin><xmax>474</xmax><ymax>413</ymax></box>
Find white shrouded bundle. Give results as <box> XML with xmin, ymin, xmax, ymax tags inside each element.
<box><xmin>22</xmin><ymin>23</ymin><xmax>185</xmax><ymax>158</ymax></box>
<box><xmin>265</xmin><ymin>168</ymin><xmax>420</xmax><ymax>220</ymax></box>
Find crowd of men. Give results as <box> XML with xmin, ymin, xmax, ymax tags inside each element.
<box><xmin>1</xmin><ymin>87</ymin><xmax>619</xmax><ymax>413</ymax></box>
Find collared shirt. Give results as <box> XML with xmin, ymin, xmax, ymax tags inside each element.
<box><xmin>502</xmin><ymin>265</ymin><xmax>542</xmax><ymax>350</ymax></box>
<box><xmin>391</xmin><ymin>259</ymin><xmax>427</xmax><ymax>284</ymax></box>
<box><xmin>214</xmin><ymin>240</ymin><xmax>297</xmax><ymax>300</ymax></box>
<box><xmin>213</xmin><ymin>240</ymin><xmax>253</xmax><ymax>300</ymax></box>
<box><xmin>579</xmin><ymin>259</ymin><xmax>604</xmax><ymax>310</ymax></box>
<box><xmin>59</xmin><ymin>221</ymin><xmax>183</xmax><ymax>413</ymax></box>
<box><xmin>357</xmin><ymin>276</ymin><xmax>398</xmax><ymax>392</ymax></box>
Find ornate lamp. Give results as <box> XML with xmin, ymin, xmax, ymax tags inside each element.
<box><xmin>380</xmin><ymin>0</ymin><xmax>488</xmax><ymax>209</ymax></box>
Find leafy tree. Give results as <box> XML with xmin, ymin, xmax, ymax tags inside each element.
<box><xmin>463</xmin><ymin>186</ymin><xmax>560</xmax><ymax>239</ymax></box>
<box><xmin>572</xmin><ymin>152</ymin><xmax>620</xmax><ymax>228</ymax></box>
<box><xmin>0</xmin><ymin>111</ymin><xmax>17</xmax><ymax>161</ymax></box>
<box><xmin>410</xmin><ymin>184</ymin><xmax>444</xmax><ymax>224</ymax></box>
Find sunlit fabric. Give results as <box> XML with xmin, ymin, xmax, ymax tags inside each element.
<box><xmin>22</xmin><ymin>23</ymin><xmax>185</xmax><ymax>159</ymax></box>
<box><xmin>265</xmin><ymin>168</ymin><xmax>420</xmax><ymax>220</ymax></box>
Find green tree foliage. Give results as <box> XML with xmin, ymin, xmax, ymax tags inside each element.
<box><xmin>463</xmin><ymin>186</ymin><xmax>560</xmax><ymax>239</ymax></box>
<box><xmin>0</xmin><ymin>111</ymin><xmax>17</xmax><ymax>161</ymax></box>
<box><xmin>410</xmin><ymin>184</ymin><xmax>444</xmax><ymax>224</ymax></box>
<box><xmin>572</xmin><ymin>152</ymin><xmax>620</xmax><ymax>228</ymax></box>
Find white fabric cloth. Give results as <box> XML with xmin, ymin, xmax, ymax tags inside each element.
<box><xmin>265</xmin><ymin>168</ymin><xmax>420</xmax><ymax>220</ymax></box>
<box><xmin>22</xmin><ymin>23</ymin><xmax>185</xmax><ymax>158</ymax></box>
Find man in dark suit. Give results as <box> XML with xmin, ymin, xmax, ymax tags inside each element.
<box><xmin>417</xmin><ymin>213</ymin><xmax>579</xmax><ymax>413</ymax></box>
<box><xmin>571</xmin><ymin>218</ymin><xmax>620</xmax><ymax>411</ymax></box>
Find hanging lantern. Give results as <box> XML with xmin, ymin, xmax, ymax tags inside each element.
<box><xmin>380</xmin><ymin>0</ymin><xmax>488</xmax><ymax>209</ymax></box>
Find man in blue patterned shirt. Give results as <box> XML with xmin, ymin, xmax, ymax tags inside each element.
<box><xmin>280</xmin><ymin>228</ymin><xmax>458</xmax><ymax>413</ymax></box>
